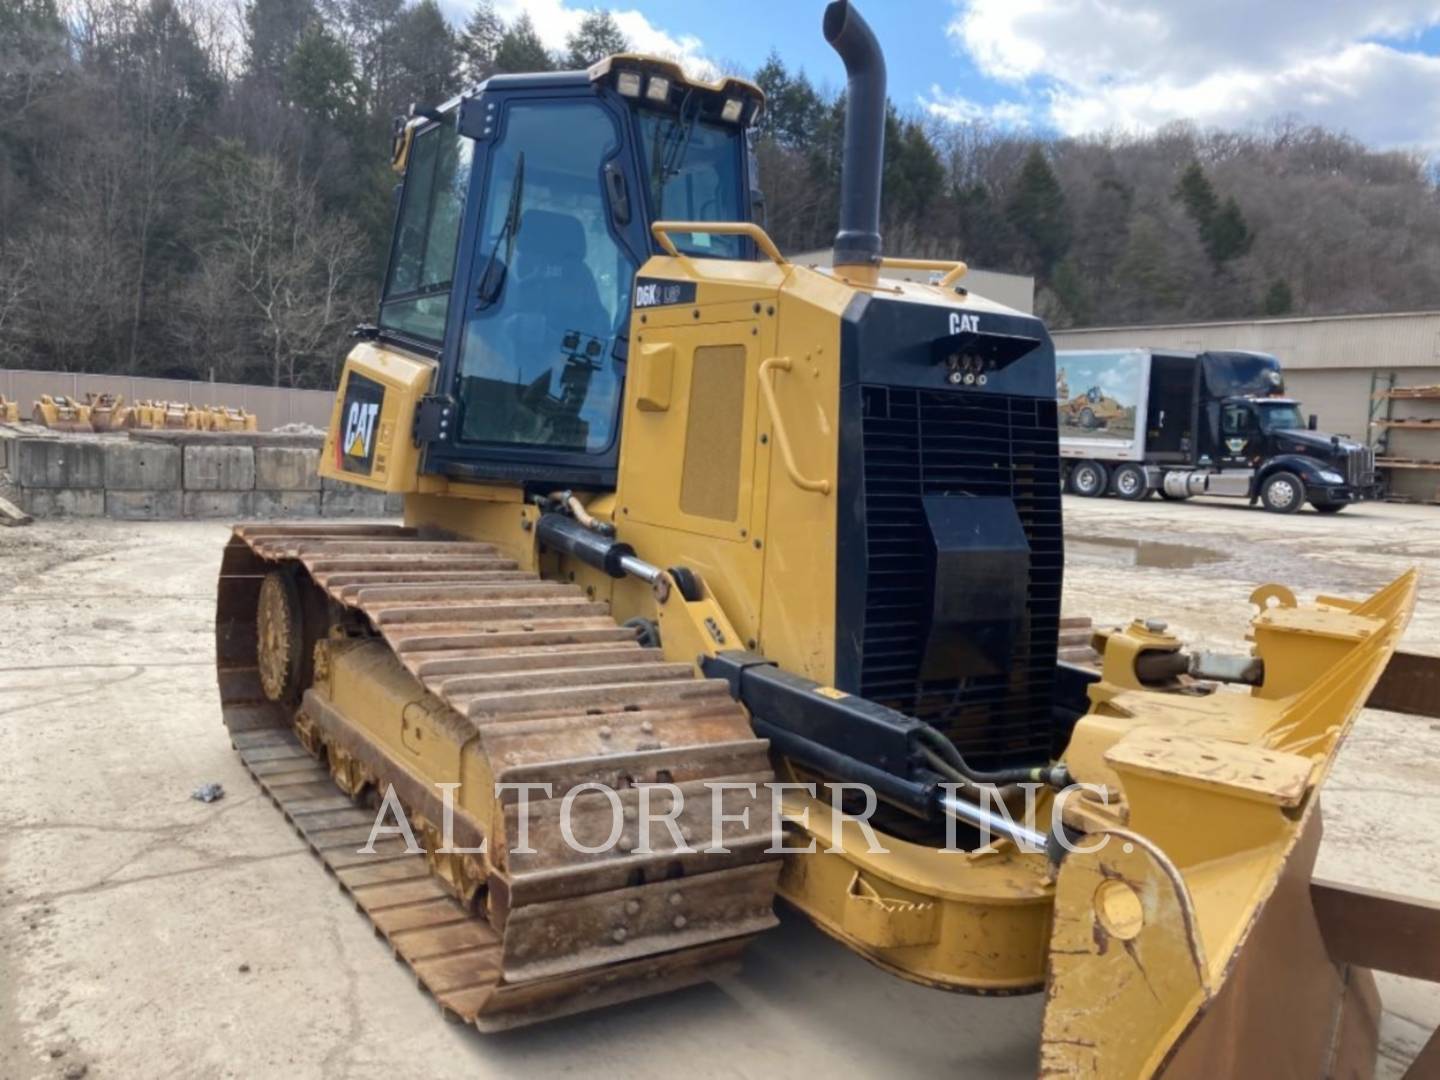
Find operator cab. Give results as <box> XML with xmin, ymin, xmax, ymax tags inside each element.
<box><xmin>376</xmin><ymin>57</ymin><xmax>764</xmax><ymax>488</ymax></box>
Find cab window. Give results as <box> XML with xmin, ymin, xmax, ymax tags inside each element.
<box><xmin>380</xmin><ymin>116</ymin><xmax>473</xmax><ymax>345</ymax></box>
<box><xmin>456</xmin><ymin>100</ymin><xmax>636</xmax><ymax>454</ymax></box>
<box><xmin>636</xmin><ymin>109</ymin><xmax>745</xmax><ymax>258</ymax></box>
<box><xmin>1221</xmin><ymin>404</ymin><xmax>1255</xmax><ymax>436</ymax></box>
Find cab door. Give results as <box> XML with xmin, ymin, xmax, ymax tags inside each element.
<box><xmin>424</xmin><ymin>91</ymin><xmax>647</xmax><ymax>487</ymax></box>
<box><xmin>1220</xmin><ymin>401</ymin><xmax>1262</xmax><ymax>464</ymax></box>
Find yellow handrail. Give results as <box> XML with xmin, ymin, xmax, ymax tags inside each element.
<box><xmin>758</xmin><ymin>357</ymin><xmax>831</xmax><ymax>496</ymax></box>
<box><xmin>878</xmin><ymin>257</ymin><xmax>968</xmax><ymax>288</ymax></box>
<box><xmin>651</xmin><ymin>221</ymin><xmax>789</xmax><ymax>268</ymax></box>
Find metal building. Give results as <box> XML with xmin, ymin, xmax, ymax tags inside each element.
<box><xmin>1053</xmin><ymin>311</ymin><xmax>1440</xmax><ymax>503</ymax></box>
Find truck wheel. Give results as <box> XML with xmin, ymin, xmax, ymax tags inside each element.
<box><xmin>1079</xmin><ymin>407</ymin><xmax>1097</xmax><ymax>430</ymax></box>
<box><xmin>1071</xmin><ymin>460</ymin><xmax>1108</xmax><ymax>498</ymax></box>
<box><xmin>1111</xmin><ymin>464</ymin><xmax>1148</xmax><ymax>501</ymax></box>
<box><xmin>1260</xmin><ymin>471</ymin><xmax>1305</xmax><ymax>514</ymax></box>
<box><xmin>1311</xmin><ymin>500</ymin><xmax>1346</xmax><ymax>514</ymax></box>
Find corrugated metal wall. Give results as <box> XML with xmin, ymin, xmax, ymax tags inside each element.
<box><xmin>1053</xmin><ymin>311</ymin><xmax>1440</xmax><ymax>371</ymax></box>
<box><xmin>0</xmin><ymin>370</ymin><xmax>334</xmax><ymax>432</ymax></box>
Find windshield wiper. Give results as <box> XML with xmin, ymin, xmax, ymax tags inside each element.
<box><xmin>475</xmin><ymin>151</ymin><xmax>525</xmax><ymax>307</ymax></box>
<box><xmin>657</xmin><ymin>93</ymin><xmax>700</xmax><ymax>188</ymax></box>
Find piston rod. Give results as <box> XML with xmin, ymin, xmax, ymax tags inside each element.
<box><xmin>936</xmin><ymin>792</ymin><xmax>1049</xmax><ymax>852</ymax></box>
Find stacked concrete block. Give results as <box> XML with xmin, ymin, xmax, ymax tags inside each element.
<box><xmin>320</xmin><ymin>471</ymin><xmax>392</xmax><ymax>517</ymax></box>
<box><xmin>182</xmin><ymin>443</ymin><xmax>256</xmax><ymax>518</ymax></box>
<box><xmin>2</xmin><ymin>429</ymin><xmax>402</xmax><ymax>521</ymax></box>
<box><xmin>15</xmin><ymin>439</ymin><xmax>105</xmax><ymax>517</ymax></box>
<box><xmin>184</xmin><ymin>444</ymin><xmax>256</xmax><ymax>491</ymax></box>
<box><xmin>254</xmin><ymin>446</ymin><xmax>321</xmax><ymax>517</ymax></box>
<box><xmin>103</xmin><ymin>442</ymin><xmax>183</xmax><ymax>520</ymax></box>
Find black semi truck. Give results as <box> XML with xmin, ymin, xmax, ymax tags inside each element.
<box><xmin>1057</xmin><ymin>348</ymin><xmax>1379</xmax><ymax>513</ymax></box>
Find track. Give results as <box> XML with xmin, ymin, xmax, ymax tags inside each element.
<box><xmin>216</xmin><ymin>523</ymin><xmax>780</xmax><ymax>1031</ymax></box>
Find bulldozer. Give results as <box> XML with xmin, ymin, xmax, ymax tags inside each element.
<box><xmin>0</xmin><ymin>394</ymin><xmax>18</xmax><ymax>423</ymax></box>
<box><xmin>1062</xmin><ymin>384</ymin><xmax>1126</xmax><ymax>431</ymax></box>
<box><xmin>215</xmin><ymin>2</ymin><xmax>1435</xmax><ymax>1072</ymax></box>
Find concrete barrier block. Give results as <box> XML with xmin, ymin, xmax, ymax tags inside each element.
<box><xmin>255</xmin><ymin>446</ymin><xmax>321</xmax><ymax>491</ymax></box>
<box><xmin>184</xmin><ymin>445</ymin><xmax>255</xmax><ymax>491</ymax></box>
<box><xmin>184</xmin><ymin>491</ymin><xmax>255</xmax><ymax>519</ymax></box>
<box><xmin>253</xmin><ymin>490</ymin><xmax>321</xmax><ymax>518</ymax></box>
<box><xmin>106</xmin><ymin>490</ymin><xmax>182</xmax><ymax>520</ymax></box>
<box><xmin>104</xmin><ymin>442</ymin><xmax>182</xmax><ymax>491</ymax></box>
<box><xmin>22</xmin><ymin>488</ymin><xmax>105</xmax><ymax>517</ymax></box>
<box><xmin>321</xmin><ymin>487</ymin><xmax>391</xmax><ymax>517</ymax></box>
<box><xmin>17</xmin><ymin>438</ymin><xmax>106</xmax><ymax>489</ymax></box>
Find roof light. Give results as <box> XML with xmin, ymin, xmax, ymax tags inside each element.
<box><xmin>721</xmin><ymin>97</ymin><xmax>744</xmax><ymax>123</ymax></box>
<box><xmin>646</xmin><ymin>75</ymin><xmax>671</xmax><ymax>102</ymax></box>
<box><xmin>616</xmin><ymin>70</ymin><xmax>641</xmax><ymax>97</ymax></box>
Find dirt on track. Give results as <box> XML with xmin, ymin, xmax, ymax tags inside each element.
<box><xmin>1</xmin><ymin>496</ymin><xmax>1437</xmax><ymax>1077</ymax></box>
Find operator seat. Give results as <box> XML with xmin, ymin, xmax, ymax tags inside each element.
<box><xmin>510</xmin><ymin>208</ymin><xmax>610</xmax><ymax>382</ymax></box>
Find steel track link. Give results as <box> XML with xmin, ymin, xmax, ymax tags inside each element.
<box><xmin>215</xmin><ymin>522</ymin><xmax>780</xmax><ymax>1031</ymax></box>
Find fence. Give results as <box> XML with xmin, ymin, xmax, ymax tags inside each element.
<box><xmin>0</xmin><ymin>368</ymin><xmax>335</xmax><ymax>432</ymax></box>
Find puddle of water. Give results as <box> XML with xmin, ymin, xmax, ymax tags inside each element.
<box><xmin>1067</xmin><ymin>535</ymin><xmax>1226</xmax><ymax>570</ymax></box>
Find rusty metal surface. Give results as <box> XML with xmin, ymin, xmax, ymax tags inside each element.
<box><xmin>1366</xmin><ymin>649</ymin><xmax>1440</xmax><ymax>718</ymax></box>
<box><xmin>216</xmin><ymin>522</ymin><xmax>780</xmax><ymax>1030</ymax></box>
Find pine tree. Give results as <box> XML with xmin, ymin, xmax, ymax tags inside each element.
<box><xmin>389</xmin><ymin>0</ymin><xmax>457</xmax><ymax>113</ymax></box>
<box><xmin>1172</xmin><ymin>161</ymin><xmax>1252</xmax><ymax>267</ymax></box>
<box><xmin>1207</xmin><ymin>196</ymin><xmax>1253</xmax><ymax>264</ymax></box>
<box><xmin>492</xmin><ymin>13</ymin><xmax>553</xmax><ymax>74</ymax></box>
<box><xmin>283</xmin><ymin>21</ymin><xmax>356</xmax><ymax>121</ymax></box>
<box><xmin>1263</xmin><ymin>279</ymin><xmax>1294</xmax><ymax>316</ymax></box>
<box><xmin>459</xmin><ymin>0</ymin><xmax>502</xmax><ymax>84</ymax></box>
<box><xmin>1172</xmin><ymin>161</ymin><xmax>1218</xmax><ymax>232</ymax></box>
<box><xmin>752</xmin><ymin>51</ymin><xmax>788</xmax><ymax>142</ymax></box>
<box><xmin>1005</xmin><ymin>147</ymin><xmax>1071</xmax><ymax>278</ymax></box>
<box><xmin>244</xmin><ymin>0</ymin><xmax>317</xmax><ymax>82</ymax></box>
<box><xmin>564</xmin><ymin>8</ymin><xmax>627</xmax><ymax>68</ymax></box>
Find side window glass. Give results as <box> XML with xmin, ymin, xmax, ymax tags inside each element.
<box><xmin>457</xmin><ymin>100</ymin><xmax>635</xmax><ymax>454</ymax></box>
<box><xmin>380</xmin><ymin>117</ymin><xmax>473</xmax><ymax>344</ymax></box>
<box><xmin>1222</xmin><ymin>404</ymin><xmax>1249</xmax><ymax>436</ymax></box>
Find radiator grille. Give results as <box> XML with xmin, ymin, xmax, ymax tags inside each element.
<box><xmin>855</xmin><ymin>385</ymin><xmax>1063</xmax><ymax>765</ymax></box>
<box><xmin>1346</xmin><ymin>445</ymin><xmax>1376</xmax><ymax>488</ymax></box>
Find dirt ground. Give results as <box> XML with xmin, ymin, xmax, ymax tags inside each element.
<box><xmin>1</xmin><ymin>495</ymin><xmax>1437</xmax><ymax>1078</ymax></box>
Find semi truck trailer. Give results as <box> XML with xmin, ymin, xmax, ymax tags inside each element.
<box><xmin>1057</xmin><ymin>348</ymin><xmax>1379</xmax><ymax>513</ymax></box>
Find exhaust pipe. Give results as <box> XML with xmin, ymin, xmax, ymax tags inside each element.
<box><xmin>823</xmin><ymin>0</ymin><xmax>886</xmax><ymax>271</ymax></box>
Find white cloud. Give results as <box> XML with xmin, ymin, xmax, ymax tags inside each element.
<box><xmin>923</xmin><ymin>86</ymin><xmax>1036</xmax><ymax>128</ymax></box>
<box><xmin>936</xmin><ymin>0</ymin><xmax>1440</xmax><ymax>147</ymax></box>
<box><xmin>469</xmin><ymin>0</ymin><xmax>716</xmax><ymax>77</ymax></box>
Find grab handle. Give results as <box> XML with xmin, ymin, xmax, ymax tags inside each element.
<box><xmin>651</xmin><ymin>221</ymin><xmax>789</xmax><ymax>268</ymax></box>
<box><xmin>758</xmin><ymin>357</ymin><xmax>831</xmax><ymax>495</ymax></box>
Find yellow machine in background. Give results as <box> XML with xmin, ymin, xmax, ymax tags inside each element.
<box><xmin>0</xmin><ymin>394</ymin><xmax>17</xmax><ymax>423</ymax></box>
<box><xmin>31</xmin><ymin>394</ymin><xmax>92</xmax><ymax>432</ymax></box>
<box><xmin>85</xmin><ymin>392</ymin><xmax>130</xmax><ymax>432</ymax></box>
<box><xmin>213</xmin><ymin>2</ymin><xmax>1434</xmax><ymax>1073</ymax></box>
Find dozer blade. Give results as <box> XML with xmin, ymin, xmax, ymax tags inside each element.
<box><xmin>1041</xmin><ymin>572</ymin><xmax>1420</xmax><ymax>1077</ymax></box>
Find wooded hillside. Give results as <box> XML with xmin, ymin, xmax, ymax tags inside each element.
<box><xmin>4</xmin><ymin>0</ymin><xmax>1439</xmax><ymax>387</ymax></box>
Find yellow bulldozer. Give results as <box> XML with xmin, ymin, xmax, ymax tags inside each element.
<box><xmin>214</xmin><ymin>3</ymin><xmax>1436</xmax><ymax>1073</ymax></box>
<box><xmin>0</xmin><ymin>394</ymin><xmax>18</xmax><ymax>423</ymax></box>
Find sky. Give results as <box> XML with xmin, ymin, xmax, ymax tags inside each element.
<box><xmin>444</xmin><ymin>0</ymin><xmax>1440</xmax><ymax>151</ymax></box>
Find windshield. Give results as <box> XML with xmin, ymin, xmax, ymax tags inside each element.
<box><xmin>1257</xmin><ymin>402</ymin><xmax>1305</xmax><ymax>432</ymax></box>
<box><xmin>636</xmin><ymin>106</ymin><xmax>746</xmax><ymax>258</ymax></box>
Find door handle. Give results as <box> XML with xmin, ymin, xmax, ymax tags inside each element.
<box><xmin>758</xmin><ymin>357</ymin><xmax>831</xmax><ymax>495</ymax></box>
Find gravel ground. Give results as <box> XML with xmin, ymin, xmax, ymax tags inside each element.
<box><xmin>1</xmin><ymin>496</ymin><xmax>1437</xmax><ymax>1078</ymax></box>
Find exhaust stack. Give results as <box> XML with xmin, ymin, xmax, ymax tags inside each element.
<box><xmin>823</xmin><ymin>0</ymin><xmax>886</xmax><ymax>272</ymax></box>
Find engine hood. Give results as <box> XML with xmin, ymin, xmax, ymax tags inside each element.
<box><xmin>1272</xmin><ymin>428</ymin><xmax>1362</xmax><ymax>456</ymax></box>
